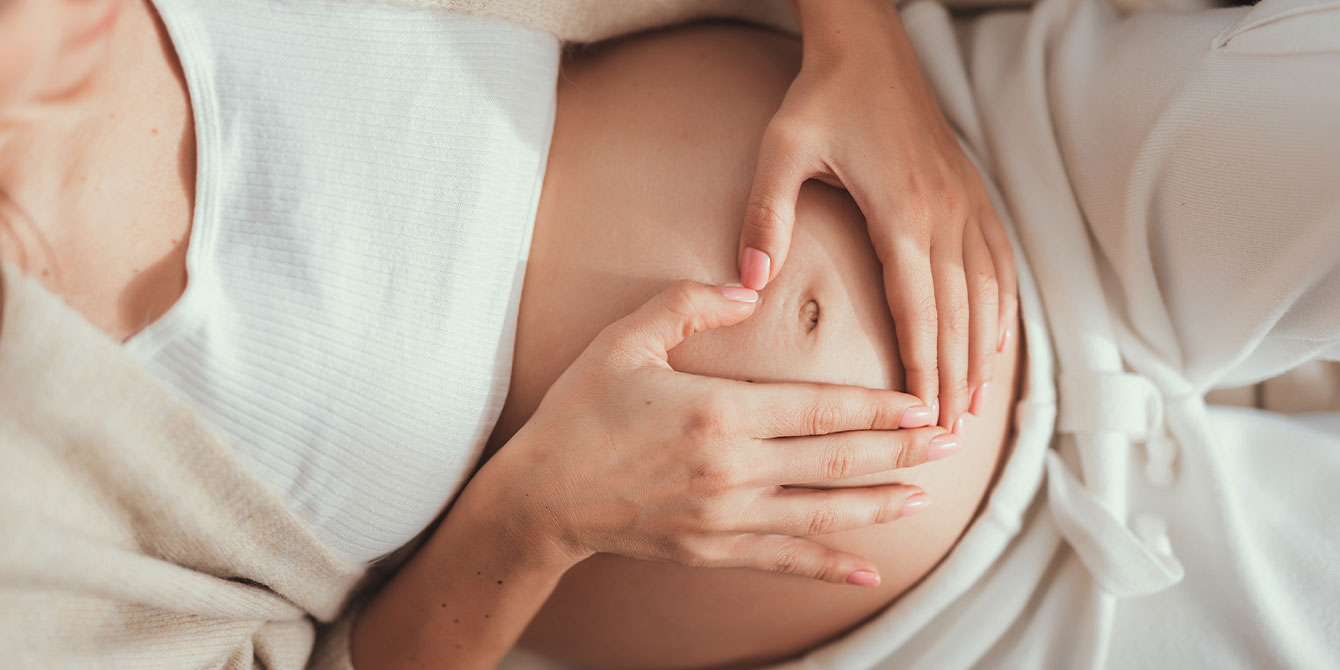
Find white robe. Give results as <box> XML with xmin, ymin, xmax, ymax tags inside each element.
<box><xmin>773</xmin><ymin>0</ymin><xmax>1340</xmax><ymax>667</ymax></box>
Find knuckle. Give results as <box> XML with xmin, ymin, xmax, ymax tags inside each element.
<box><xmin>806</xmin><ymin>504</ymin><xmax>842</xmax><ymax>536</ymax></box>
<box><xmin>684</xmin><ymin>402</ymin><xmax>730</xmax><ymax>440</ymax></box>
<box><xmin>664</xmin><ymin>280</ymin><xmax>704</xmax><ymax>320</ymax></box>
<box><xmin>895</xmin><ymin>440</ymin><xmax>918</xmax><ymax>470</ymax></box>
<box><xmin>942</xmin><ymin>300</ymin><xmax>969</xmax><ymax>337</ymax></box>
<box><xmin>913</xmin><ymin>295</ymin><xmax>940</xmax><ymax>335</ymax></box>
<box><xmin>936</xmin><ymin>184</ymin><xmax>971</xmax><ymax>220</ymax></box>
<box><xmin>770</xmin><ymin>119</ymin><xmax>815</xmax><ymax>154</ymax></box>
<box><xmin>873</xmin><ymin>493</ymin><xmax>901</xmax><ymax>524</ymax></box>
<box><xmin>866</xmin><ymin>393</ymin><xmax>900</xmax><ymax>429</ymax></box>
<box><xmin>595</xmin><ymin>320</ymin><xmax>634</xmax><ymax>350</ymax></box>
<box><xmin>769</xmin><ymin>544</ymin><xmax>805</xmax><ymax>576</ymax></box>
<box><xmin>744</xmin><ymin>198</ymin><xmax>788</xmax><ymax>237</ymax></box>
<box><xmin>821</xmin><ymin>445</ymin><xmax>857</xmax><ymax>481</ymax></box>
<box><xmin>807</xmin><ymin>403</ymin><xmax>842</xmax><ymax>436</ymax></box>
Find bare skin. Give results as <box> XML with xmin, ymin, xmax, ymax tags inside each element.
<box><xmin>487</xmin><ymin>25</ymin><xmax>1020</xmax><ymax>668</ymax></box>
<box><xmin>0</xmin><ymin>0</ymin><xmax>192</xmax><ymax>343</ymax></box>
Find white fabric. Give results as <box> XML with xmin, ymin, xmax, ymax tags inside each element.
<box><xmin>768</xmin><ymin>0</ymin><xmax>1340</xmax><ymax>667</ymax></box>
<box><xmin>126</xmin><ymin>0</ymin><xmax>560</xmax><ymax>564</ymax></box>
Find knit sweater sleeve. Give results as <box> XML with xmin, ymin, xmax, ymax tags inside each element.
<box><xmin>0</xmin><ymin>263</ymin><xmax>365</xmax><ymax>670</ymax></box>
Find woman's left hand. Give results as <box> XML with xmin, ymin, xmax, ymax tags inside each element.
<box><xmin>737</xmin><ymin>0</ymin><xmax>1017</xmax><ymax>431</ymax></box>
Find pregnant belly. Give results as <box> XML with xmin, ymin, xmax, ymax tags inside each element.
<box><xmin>485</xmin><ymin>23</ymin><xmax>1021</xmax><ymax>669</ymax></box>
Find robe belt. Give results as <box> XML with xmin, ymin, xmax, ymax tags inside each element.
<box><xmin>1048</xmin><ymin>371</ymin><xmax>1185</xmax><ymax>598</ymax></box>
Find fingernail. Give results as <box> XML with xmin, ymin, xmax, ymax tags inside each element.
<box><xmin>741</xmin><ymin>247</ymin><xmax>771</xmax><ymax>291</ymax></box>
<box><xmin>846</xmin><ymin>570</ymin><xmax>881</xmax><ymax>587</ymax></box>
<box><xmin>719</xmin><ymin>286</ymin><xmax>758</xmax><ymax>303</ymax></box>
<box><xmin>930</xmin><ymin>397</ymin><xmax>940</xmax><ymax>425</ymax></box>
<box><xmin>970</xmin><ymin>382</ymin><xmax>990</xmax><ymax>416</ymax></box>
<box><xmin>953</xmin><ymin>416</ymin><xmax>966</xmax><ymax>435</ymax></box>
<box><xmin>902</xmin><ymin>492</ymin><xmax>930</xmax><ymax>516</ymax></box>
<box><xmin>926</xmin><ymin>433</ymin><xmax>959</xmax><ymax>461</ymax></box>
<box><xmin>998</xmin><ymin>327</ymin><xmax>1013</xmax><ymax>352</ymax></box>
<box><xmin>898</xmin><ymin>405</ymin><xmax>935</xmax><ymax>428</ymax></box>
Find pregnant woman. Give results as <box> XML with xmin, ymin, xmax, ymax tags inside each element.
<box><xmin>1</xmin><ymin>0</ymin><xmax>1010</xmax><ymax>668</ymax></box>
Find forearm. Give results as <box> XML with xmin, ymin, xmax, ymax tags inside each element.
<box><xmin>350</xmin><ymin>460</ymin><xmax>575</xmax><ymax>670</ymax></box>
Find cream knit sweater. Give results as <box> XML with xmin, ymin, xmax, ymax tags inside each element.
<box><xmin>0</xmin><ymin>262</ymin><xmax>370</xmax><ymax>669</ymax></box>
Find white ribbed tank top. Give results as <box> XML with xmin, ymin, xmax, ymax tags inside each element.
<box><xmin>127</xmin><ymin>0</ymin><xmax>559</xmax><ymax>563</ymax></box>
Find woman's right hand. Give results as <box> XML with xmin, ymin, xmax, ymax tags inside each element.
<box><xmin>486</xmin><ymin>280</ymin><xmax>955</xmax><ymax>587</ymax></box>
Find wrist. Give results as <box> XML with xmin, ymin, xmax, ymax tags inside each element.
<box><xmin>446</xmin><ymin>435</ymin><xmax>590</xmax><ymax>574</ymax></box>
<box><xmin>789</xmin><ymin>0</ymin><xmax>903</xmax><ymax>64</ymax></box>
<box><xmin>353</xmin><ymin>452</ymin><xmax>579</xmax><ymax>670</ymax></box>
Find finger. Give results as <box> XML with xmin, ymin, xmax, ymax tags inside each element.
<box><xmin>980</xmin><ymin>209</ymin><xmax>1018</xmax><ymax>353</ymax></box>
<box><xmin>932</xmin><ymin>234</ymin><xmax>970</xmax><ymax>431</ymax></box>
<box><xmin>719</xmin><ymin>533</ymin><xmax>885</xmax><ymax>587</ymax></box>
<box><xmin>740</xmin><ymin>485</ymin><xmax>929</xmax><ymax>537</ymax></box>
<box><xmin>738</xmin><ymin>123</ymin><xmax>814</xmax><ymax>290</ymax></box>
<box><xmin>754</xmin><ymin>427</ymin><xmax>956</xmax><ymax>484</ymax></box>
<box><xmin>964</xmin><ymin>224</ymin><xmax>998</xmax><ymax>416</ymax></box>
<box><xmin>733</xmin><ymin>381</ymin><xmax>936</xmax><ymax>438</ymax></box>
<box><xmin>883</xmin><ymin>237</ymin><xmax>940</xmax><ymax>410</ymax></box>
<box><xmin>601</xmin><ymin>280</ymin><xmax>759</xmax><ymax>365</ymax></box>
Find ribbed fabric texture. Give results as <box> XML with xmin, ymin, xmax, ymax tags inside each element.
<box><xmin>127</xmin><ymin>0</ymin><xmax>560</xmax><ymax>564</ymax></box>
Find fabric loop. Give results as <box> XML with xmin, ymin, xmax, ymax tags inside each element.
<box><xmin>1057</xmin><ymin>372</ymin><xmax>1161</xmax><ymax>438</ymax></box>
<box><xmin>1046</xmin><ymin>452</ymin><xmax>1186</xmax><ymax>598</ymax></box>
<box><xmin>1058</xmin><ymin>371</ymin><xmax>1179</xmax><ymax>486</ymax></box>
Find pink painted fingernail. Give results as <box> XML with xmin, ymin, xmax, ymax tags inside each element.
<box><xmin>953</xmin><ymin>416</ymin><xmax>966</xmax><ymax>436</ymax></box>
<box><xmin>902</xmin><ymin>492</ymin><xmax>930</xmax><ymax>516</ymax></box>
<box><xmin>846</xmin><ymin>570</ymin><xmax>881</xmax><ymax>587</ymax></box>
<box><xmin>741</xmin><ymin>247</ymin><xmax>771</xmax><ymax>291</ymax></box>
<box><xmin>898</xmin><ymin>405</ymin><xmax>935</xmax><ymax>428</ymax></box>
<box><xmin>970</xmin><ymin>382</ymin><xmax>990</xmax><ymax>416</ymax></box>
<box><xmin>931</xmin><ymin>397</ymin><xmax>940</xmax><ymax>425</ymax></box>
<box><xmin>719</xmin><ymin>286</ymin><xmax>758</xmax><ymax>303</ymax></box>
<box><xmin>926</xmin><ymin>433</ymin><xmax>959</xmax><ymax>461</ymax></box>
<box><xmin>998</xmin><ymin>327</ymin><xmax>1013</xmax><ymax>353</ymax></box>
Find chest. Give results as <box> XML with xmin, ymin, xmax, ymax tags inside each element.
<box><xmin>13</xmin><ymin>48</ymin><xmax>194</xmax><ymax>342</ymax></box>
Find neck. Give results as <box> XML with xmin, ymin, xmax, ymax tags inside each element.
<box><xmin>0</xmin><ymin>0</ymin><xmax>180</xmax><ymax>285</ymax></box>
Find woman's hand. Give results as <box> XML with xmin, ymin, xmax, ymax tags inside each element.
<box><xmin>737</xmin><ymin>0</ymin><xmax>1018</xmax><ymax>432</ymax></box>
<box><xmin>487</xmin><ymin>280</ymin><xmax>955</xmax><ymax>587</ymax></box>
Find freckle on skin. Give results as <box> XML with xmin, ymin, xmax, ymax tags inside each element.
<box><xmin>496</xmin><ymin>580</ymin><xmax>503</xmax><ymax>585</ymax></box>
<box><xmin>484</xmin><ymin>614</ymin><xmax>490</xmax><ymax>619</ymax></box>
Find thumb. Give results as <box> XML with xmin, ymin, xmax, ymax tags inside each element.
<box><xmin>610</xmin><ymin>280</ymin><xmax>759</xmax><ymax>364</ymax></box>
<box><xmin>739</xmin><ymin>129</ymin><xmax>809</xmax><ymax>291</ymax></box>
